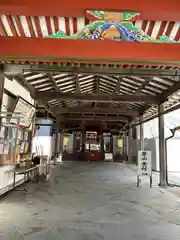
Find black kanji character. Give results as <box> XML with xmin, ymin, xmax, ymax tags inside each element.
<box><xmin>141</xmin><ymin>161</ymin><xmax>147</xmax><ymax>172</ymax></box>
<box><xmin>142</xmin><ymin>151</ymin><xmax>147</xmax><ymax>157</ymax></box>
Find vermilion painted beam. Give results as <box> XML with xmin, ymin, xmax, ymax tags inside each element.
<box><xmin>0</xmin><ymin>0</ymin><xmax>180</xmax><ymax>21</ymax></box>
<box><xmin>1</xmin><ymin>37</ymin><xmax>180</xmax><ymax>64</ymax></box>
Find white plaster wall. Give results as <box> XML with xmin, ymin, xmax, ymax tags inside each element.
<box><xmin>0</xmin><ymin>165</ymin><xmax>25</xmax><ymax>196</ymax></box>
<box><xmin>155</xmin><ymin>139</ymin><xmax>160</xmax><ymax>171</ymax></box>
<box><xmin>4</xmin><ymin>78</ymin><xmax>34</xmax><ymax>105</ymax></box>
<box><xmin>167</xmin><ymin>139</ymin><xmax>180</xmax><ymax>172</ymax></box>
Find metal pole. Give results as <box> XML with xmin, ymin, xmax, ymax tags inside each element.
<box><xmin>54</xmin><ymin>120</ymin><xmax>59</xmax><ymax>160</ymax></box>
<box><xmin>133</xmin><ymin>125</ymin><xmax>138</xmax><ymax>165</ymax></box>
<box><xmin>128</xmin><ymin>122</ymin><xmax>133</xmax><ymax>163</ymax></box>
<box><xmin>140</xmin><ymin>116</ymin><xmax>144</xmax><ymax>150</ymax></box>
<box><xmin>158</xmin><ymin>104</ymin><xmax>167</xmax><ymax>186</ymax></box>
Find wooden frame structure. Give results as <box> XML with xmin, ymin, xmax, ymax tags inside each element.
<box><xmin>0</xmin><ymin>1</ymin><xmax>180</xmax><ymax>185</ymax></box>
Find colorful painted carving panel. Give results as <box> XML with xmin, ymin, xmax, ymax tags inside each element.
<box><xmin>46</xmin><ymin>11</ymin><xmax>178</xmax><ymax>43</ymax></box>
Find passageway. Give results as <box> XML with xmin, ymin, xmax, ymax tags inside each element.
<box><xmin>0</xmin><ymin>162</ymin><xmax>180</xmax><ymax>239</ymax></box>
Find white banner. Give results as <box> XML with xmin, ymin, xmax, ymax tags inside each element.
<box><xmin>138</xmin><ymin>151</ymin><xmax>152</xmax><ymax>176</ymax></box>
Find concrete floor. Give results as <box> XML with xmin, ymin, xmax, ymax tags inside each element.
<box><xmin>0</xmin><ymin>162</ymin><xmax>180</xmax><ymax>239</ymax></box>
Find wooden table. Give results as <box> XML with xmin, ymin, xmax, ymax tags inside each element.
<box><xmin>13</xmin><ymin>166</ymin><xmax>38</xmax><ymax>193</ymax></box>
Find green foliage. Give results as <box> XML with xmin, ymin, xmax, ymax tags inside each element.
<box><xmin>45</xmin><ymin>17</ymin><xmax>179</xmax><ymax>43</ymax></box>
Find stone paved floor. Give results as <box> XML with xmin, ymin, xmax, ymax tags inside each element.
<box><xmin>0</xmin><ymin>162</ymin><xmax>180</xmax><ymax>239</ymax></box>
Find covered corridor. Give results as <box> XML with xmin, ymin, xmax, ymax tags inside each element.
<box><xmin>1</xmin><ymin>1</ymin><xmax>180</xmax><ymax>239</ymax></box>
<box><xmin>1</xmin><ymin>162</ymin><xmax>180</xmax><ymax>239</ymax></box>
<box><xmin>2</xmin><ymin>1</ymin><xmax>180</xmax><ymax>189</ymax></box>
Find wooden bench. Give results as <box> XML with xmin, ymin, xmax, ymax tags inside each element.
<box><xmin>13</xmin><ymin>166</ymin><xmax>38</xmax><ymax>193</ymax></box>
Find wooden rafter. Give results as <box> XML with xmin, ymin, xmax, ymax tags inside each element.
<box><xmin>159</xmin><ymin>76</ymin><xmax>180</xmax><ymax>101</ymax></box>
<box><xmin>57</xmin><ymin>107</ymin><xmax>138</xmax><ymax>116</ymax></box>
<box><xmin>94</xmin><ymin>76</ymin><xmax>99</xmax><ymax>108</ymax></box>
<box><xmin>113</xmin><ymin>77</ymin><xmax>121</xmax><ymax>94</ymax></box>
<box><xmin>74</xmin><ymin>74</ymin><xmax>81</xmax><ymax>106</ymax></box>
<box><xmin>60</xmin><ymin>115</ymin><xmax>129</xmax><ymax>122</ymax></box>
<box><xmin>35</xmin><ymin>91</ymin><xmax>159</xmax><ymax>103</ymax></box>
<box><xmin>4</xmin><ymin>63</ymin><xmax>180</xmax><ymax>77</ymax></box>
<box><xmin>135</xmin><ymin>77</ymin><xmax>152</xmax><ymax>94</ymax></box>
<box><xmin>47</xmin><ymin>72</ymin><xmax>68</xmax><ymax>108</ymax></box>
<box><xmin>110</xmin><ymin>76</ymin><xmax>122</xmax><ymax>108</ymax></box>
<box><xmin>47</xmin><ymin>73</ymin><xmax>59</xmax><ymax>92</ymax></box>
<box><xmin>75</xmin><ymin>74</ymin><xmax>80</xmax><ymax>93</ymax></box>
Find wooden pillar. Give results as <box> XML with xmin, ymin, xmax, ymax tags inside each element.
<box><xmin>81</xmin><ymin>127</ymin><xmax>85</xmax><ymax>153</ymax></box>
<box><xmin>73</xmin><ymin>132</ymin><xmax>76</xmax><ymax>154</ymax></box>
<box><xmin>0</xmin><ymin>67</ymin><xmax>5</xmax><ymax>127</ymax></box>
<box><xmin>158</xmin><ymin>104</ymin><xmax>167</xmax><ymax>186</ymax></box>
<box><xmin>110</xmin><ymin>133</ymin><xmax>113</xmax><ymax>153</ymax></box>
<box><xmin>140</xmin><ymin>115</ymin><xmax>144</xmax><ymax>150</ymax></box>
<box><xmin>0</xmin><ymin>68</ymin><xmax>5</xmax><ymax>166</ymax></box>
<box><xmin>133</xmin><ymin>125</ymin><xmax>138</xmax><ymax>165</ymax></box>
<box><xmin>59</xmin><ymin>130</ymin><xmax>63</xmax><ymax>161</ymax></box>
<box><xmin>100</xmin><ymin>132</ymin><xmax>104</xmax><ymax>161</ymax></box>
<box><xmin>128</xmin><ymin>122</ymin><xmax>133</xmax><ymax>163</ymax></box>
<box><xmin>122</xmin><ymin>132</ymin><xmax>127</xmax><ymax>161</ymax></box>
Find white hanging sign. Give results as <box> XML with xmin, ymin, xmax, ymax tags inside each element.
<box><xmin>10</xmin><ymin>98</ymin><xmax>35</xmax><ymax>128</ymax></box>
<box><xmin>138</xmin><ymin>150</ymin><xmax>152</xmax><ymax>176</ymax></box>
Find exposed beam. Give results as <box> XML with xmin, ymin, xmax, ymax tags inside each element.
<box><xmin>44</xmin><ymin>101</ymin><xmax>56</xmax><ymax>116</ymax></box>
<box><xmin>139</xmin><ymin>104</ymin><xmax>150</xmax><ymax>115</ymax></box>
<box><xmin>47</xmin><ymin>73</ymin><xmax>59</xmax><ymax>92</ymax></box>
<box><xmin>0</xmin><ymin>0</ymin><xmax>180</xmax><ymax>21</ymax></box>
<box><xmin>75</xmin><ymin>74</ymin><xmax>81</xmax><ymax>106</ymax></box>
<box><xmin>96</xmin><ymin>76</ymin><xmax>99</xmax><ymax>93</ymax></box>
<box><xmin>36</xmin><ymin>91</ymin><xmax>159</xmax><ymax>104</ymax></box>
<box><xmin>4</xmin><ymin>63</ymin><xmax>180</xmax><ymax>77</ymax></box>
<box><xmin>56</xmin><ymin>107</ymin><xmax>138</xmax><ymax>116</ymax></box>
<box><xmin>110</xmin><ymin>77</ymin><xmax>121</xmax><ymax>108</ymax></box>
<box><xmin>159</xmin><ymin>77</ymin><xmax>180</xmax><ymax>102</ymax></box>
<box><xmin>2</xmin><ymin>38</ymin><xmax>180</xmax><ymax>65</ymax></box>
<box><xmin>75</xmin><ymin>74</ymin><xmax>80</xmax><ymax>93</ymax></box>
<box><xmin>47</xmin><ymin>72</ymin><xmax>68</xmax><ymax>108</ymax></box>
<box><xmin>13</xmin><ymin>74</ymin><xmax>36</xmax><ymax>97</ymax></box>
<box><xmin>135</xmin><ymin>77</ymin><xmax>152</xmax><ymax>94</ymax></box>
<box><xmin>94</xmin><ymin>76</ymin><xmax>99</xmax><ymax>108</ymax></box>
<box><xmin>113</xmin><ymin>77</ymin><xmax>121</xmax><ymax>94</ymax></box>
<box><xmin>60</xmin><ymin>115</ymin><xmax>129</xmax><ymax>122</ymax></box>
